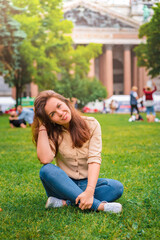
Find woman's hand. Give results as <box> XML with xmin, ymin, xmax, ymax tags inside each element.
<box><xmin>36</xmin><ymin>117</ymin><xmax>54</xmax><ymax>164</ymax></box>
<box><xmin>152</xmin><ymin>80</ymin><xmax>156</xmax><ymax>86</ymax></box>
<box><xmin>75</xmin><ymin>188</ymin><xmax>94</xmax><ymax>210</ymax></box>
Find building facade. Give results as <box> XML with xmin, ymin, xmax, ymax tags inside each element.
<box><xmin>63</xmin><ymin>0</ymin><xmax>160</xmax><ymax>97</ymax></box>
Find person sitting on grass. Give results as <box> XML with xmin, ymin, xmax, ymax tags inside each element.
<box><xmin>128</xmin><ymin>114</ymin><xmax>144</xmax><ymax>122</ymax></box>
<box><xmin>17</xmin><ymin>105</ymin><xmax>34</xmax><ymax>126</ymax></box>
<box><xmin>32</xmin><ymin>90</ymin><xmax>123</xmax><ymax>213</ymax></box>
<box><xmin>9</xmin><ymin>111</ymin><xmax>26</xmax><ymax>128</ymax></box>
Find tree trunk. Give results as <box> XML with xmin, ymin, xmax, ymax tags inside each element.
<box><xmin>15</xmin><ymin>85</ymin><xmax>19</xmax><ymax>109</ymax></box>
<box><xmin>19</xmin><ymin>70</ymin><xmax>23</xmax><ymax>105</ymax></box>
<box><xmin>15</xmin><ymin>71</ymin><xmax>23</xmax><ymax>107</ymax></box>
<box><xmin>19</xmin><ymin>87</ymin><xmax>22</xmax><ymax>106</ymax></box>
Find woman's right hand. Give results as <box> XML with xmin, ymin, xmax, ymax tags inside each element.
<box><xmin>75</xmin><ymin>188</ymin><xmax>94</xmax><ymax>210</ymax></box>
<box><xmin>152</xmin><ymin>80</ymin><xmax>156</xmax><ymax>86</ymax></box>
<box><xmin>37</xmin><ymin>119</ymin><xmax>54</xmax><ymax>164</ymax></box>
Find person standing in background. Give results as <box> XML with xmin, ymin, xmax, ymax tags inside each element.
<box><xmin>130</xmin><ymin>86</ymin><xmax>139</xmax><ymax>116</ymax></box>
<box><xmin>143</xmin><ymin>80</ymin><xmax>157</xmax><ymax>121</ymax></box>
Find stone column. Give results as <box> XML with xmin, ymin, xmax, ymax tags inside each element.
<box><xmin>99</xmin><ymin>45</ymin><xmax>113</xmax><ymax>97</ymax></box>
<box><xmin>30</xmin><ymin>82</ymin><xmax>38</xmax><ymax>97</ymax></box>
<box><xmin>99</xmin><ymin>53</ymin><xmax>105</xmax><ymax>85</ymax></box>
<box><xmin>104</xmin><ymin>45</ymin><xmax>113</xmax><ymax>98</ymax></box>
<box><xmin>138</xmin><ymin>67</ymin><xmax>148</xmax><ymax>97</ymax></box>
<box><xmin>88</xmin><ymin>58</ymin><xmax>95</xmax><ymax>78</ymax></box>
<box><xmin>133</xmin><ymin>55</ymin><xmax>138</xmax><ymax>87</ymax></box>
<box><xmin>124</xmin><ymin>45</ymin><xmax>131</xmax><ymax>95</ymax></box>
<box><xmin>138</xmin><ymin>67</ymin><xmax>144</xmax><ymax>97</ymax></box>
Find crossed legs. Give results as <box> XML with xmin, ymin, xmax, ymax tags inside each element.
<box><xmin>40</xmin><ymin>164</ymin><xmax>123</xmax><ymax>211</ymax></box>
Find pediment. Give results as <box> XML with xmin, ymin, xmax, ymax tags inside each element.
<box><xmin>63</xmin><ymin>1</ymin><xmax>140</xmax><ymax>29</ymax></box>
<box><xmin>64</xmin><ymin>6</ymin><xmax>135</xmax><ymax>29</ymax></box>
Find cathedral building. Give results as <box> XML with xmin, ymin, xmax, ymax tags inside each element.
<box><xmin>63</xmin><ymin>0</ymin><xmax>160</xmax><ymax>97</ymax></box>
<box><xmin>1</xmin><ymin>0</ymin><xmax>159</xmax><ymax>99</ymax></box>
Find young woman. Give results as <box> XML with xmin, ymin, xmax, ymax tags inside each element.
<box><xmin>143</xmin><ymin>81</ymin><xmax>157</xmax><ymax>119</ymax></box>
<box><xmin>32</xmin><ymin>90</ymin><xmax>123</xmax><ymax>213</ymax></box>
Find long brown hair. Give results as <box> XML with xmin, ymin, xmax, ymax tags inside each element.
<box><xmin>32</xmin><ymin>90</ymin><xmax>90</xmax><ymax>155</ymax></box>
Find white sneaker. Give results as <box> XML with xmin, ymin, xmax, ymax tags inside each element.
<box><xmin>103</xmin><ymin>202</ymin><xmax>122</xmax><ymax>213</ymax></box>
<box><xmin>45</xmin><ymin>196</ymin><xmax>63</xmax><ymax>209</ymax></box>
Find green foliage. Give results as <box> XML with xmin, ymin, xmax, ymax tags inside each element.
<box><xmin>1</xmin><ymin>0</ymin><xmax>104</xmax><ymax>105</ymax></box>
<box><xmin>134</xmin><ymin>3</ymin><xmax>160</xmax><ymax>77</ymax></box>
<box><xmin>0</xmin><ymin>0</ymin><xmax>28</xmax><ymax>106</ymax></box>
<box><xmin>12</xmin><ymin>0</ymin><xmax>74</xmax><ymax>90</ymax></box>
<box><xmin>0</xmin><ymin>113</ymin><xmax>160</xmax><ymax>239</ymax></box>
<box><xmin>0</xmin><ymin>0</ymin><xmax>26</xmax><ymax>72</ymax></box>
<box><xmin>53</xmin><ymin>43</ymin><xmax>104</xmax><ymax>107</ymax></box>
<box><xmin>13</xmin><ymin>0</ymin><xmax>104</xmax><ymax>104</ymax></box>
<box><xmin>55</xmin><ymin>74</ymin><xmax>107</xmax><ymax>107</ymax></box>
<box><xmin>0</xmin><ymin>0</ymin><xmax>74</xmax><ymax>102</ymax></box>
<box><xmin>71</xmin><ymin>43</ymin><xmax>102</xmax><ymax>78</ymax></box>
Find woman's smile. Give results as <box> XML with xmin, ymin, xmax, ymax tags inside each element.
<box><xmin>62</xmin><ymin>113</ymin><xmax>67</xmax><ymax>120</ymax></box>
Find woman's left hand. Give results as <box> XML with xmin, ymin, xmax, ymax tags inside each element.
<box><xmin>75</xmin><ymin>189</ymin><xmax>94</xmax><ymax>210</ymax></box>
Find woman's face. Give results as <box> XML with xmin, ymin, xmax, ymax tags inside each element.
<box><xmin>44</xmin><ymin>97</ymin><xmax>71</xmax><ymax>128</ymax></box>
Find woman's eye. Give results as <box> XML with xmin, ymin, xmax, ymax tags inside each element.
<box><xmin>51</xmin><ymin>112</ymin><xmax>55</xmax><ymax>117</ymax></box>
<box><xmin>57</xmin><ymin>104</ymin><xmax>61</xmax><ymax>108</ymax></box>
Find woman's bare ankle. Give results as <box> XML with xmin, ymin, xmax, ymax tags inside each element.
<box><xmin>62</xmin><ymin>200</ymin><xmax>67</xmax><ymax>206</ymax></box>
<box><xmin>98</xmin><ymin>202</ymin><xmax>105</xmax><ymax>211</ymax></box>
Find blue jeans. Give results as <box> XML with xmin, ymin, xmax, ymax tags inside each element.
<box><xmin>146</xmin><ymin>106</ymin><xmax>155</xmax><ymax>116</ymax></box>
<box><xmin>40</xmin><ymin>164</ymin><xmax>124</xmax><ymax>211</ymax></box>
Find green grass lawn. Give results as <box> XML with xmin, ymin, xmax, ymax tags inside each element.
<box><xmin>0</xmin><ymin>113</ymin><xmax>160</xmax><ymax>240</ymax></box>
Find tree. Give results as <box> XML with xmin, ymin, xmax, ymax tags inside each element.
<box><xmin>12</xmin><ymin>0</ymin><xmax>73</xmax><ymax>90</ymax></box>
<box><xmin>0</xmin><ymin>0</ymin><xmax>73</xmax><ymax>105</ymax></box>
<box><xmin>134</xmin><ymin>3</ymin><xmax>160</xmax><ymax>77</ymax></box>
<box><xmin>54</xmin><ymin>43</ymin><xmax>107</xmax><ymax>107</ymax></box>
<box><xmin>13</xmin><ymin>0</ymin><xmax>106</xmax><ymax>104</ymax></box>
<box><xmin>55</xmin><ymin>74</ymin><xmax>107</xmax><ymax>108</ymax></box>
<box><xmin>70</xmin><ymin>43</ymin><xmax>102</xmax><ymax>78</ymax></box>
<box><xmin>0</xmin><ymin>0</ymin><xmax>27</xmax><ymax>106</ymax></box>
<box><xmin>2</xmin><ymin>0</ymin><xmax>106</xmax><ymax>106</ymax></box>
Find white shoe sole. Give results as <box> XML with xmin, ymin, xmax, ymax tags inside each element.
<box><xmin>45</xmin><ymin>197</ymin><xmax>52</xmax><ymax>209</ymax></box>
<box><xmin>104</xmin><ymin>202</ymin><xmax>122</xmax><ymax>213</ymax></box>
